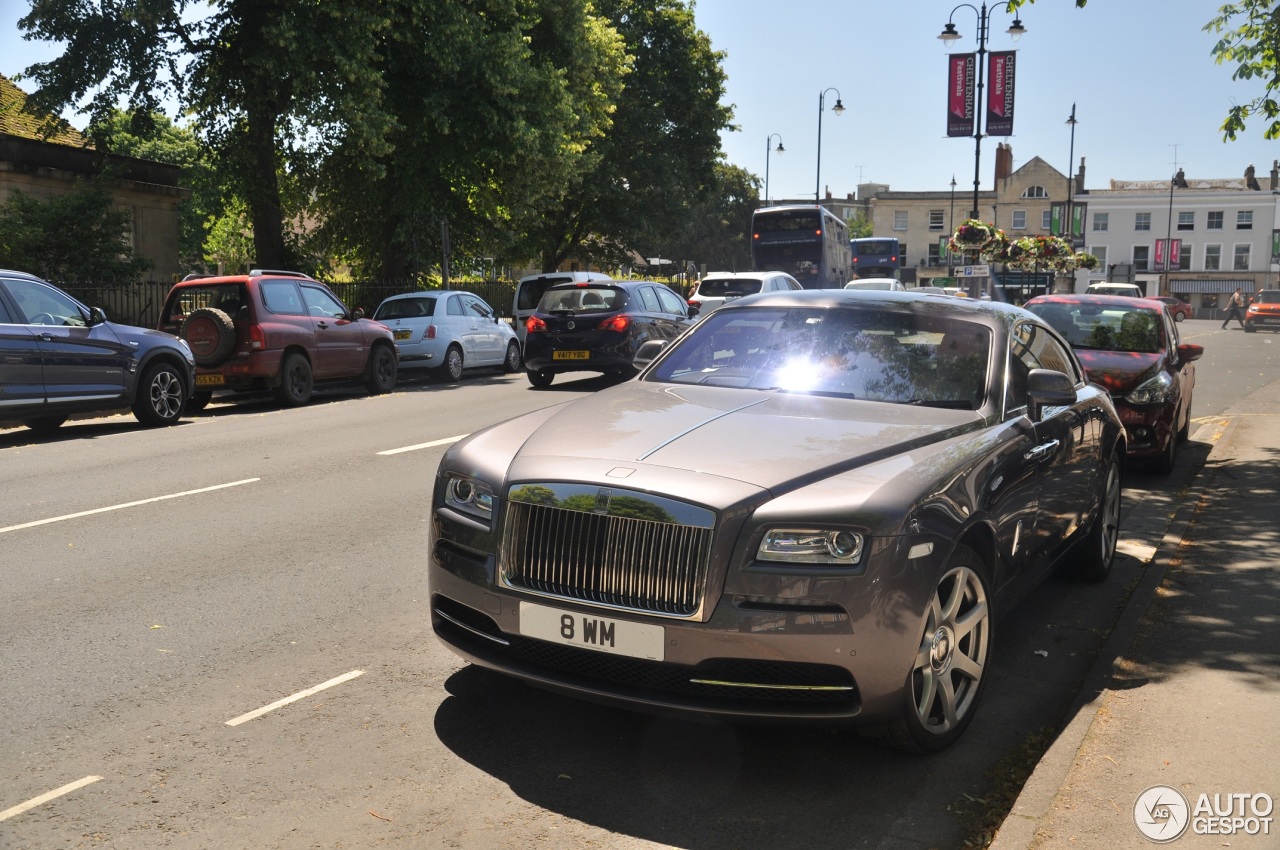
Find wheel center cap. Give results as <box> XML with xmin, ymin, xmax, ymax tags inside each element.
<box><xmin>930</xmin><ymin>626</ymin><xmax>955</xmax><ymax>672</ymax></box>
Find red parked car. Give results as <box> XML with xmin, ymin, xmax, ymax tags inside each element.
<box><xmin>159</xmin><ymin>270</ymin><xmax>398</xmax><ymax>410</ymax></box>
<box><xmin>1025</xmin><ymin>294</ymin><xmax>1202</xmax><ymax>473</ymax></box>
<box><xmin>1146</xmin><ymin>295</ymin><xmax>1193</xmax><ymax>322</ymax></box>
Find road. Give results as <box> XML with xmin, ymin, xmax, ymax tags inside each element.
<box><xmin>0</xmin><ymin>319</ymin><xmax>1268</xmax><ymax>850</ymax></box>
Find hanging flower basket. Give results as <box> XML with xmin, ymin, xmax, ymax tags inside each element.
<box><xmin>949</xmin><ymin>219</ymin><xmax>999</xmax><ymax>254</ymax></box>
<box><xmin>1073</xmin><ymin>252</ymin><xmax>1101</xmax><ymax>271</ymax></box>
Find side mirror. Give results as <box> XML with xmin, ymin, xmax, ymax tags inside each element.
<box><xmin>1176</xmin><ymin>342</ymin><xmax>1204</xmax><ymax>365</ymax></box>
<box><xmin>352</xmin><ymin>307</ymin><xmax>365</xmax><ymax>320</ymax></box>
<box><xmin>1027</xmin><ymin>368</ymin><xmax>1077</xmax><ymax>420</ymax></box>
<box><xmin>633</xmin><ymin>339</ymin><xmax>668</xmax><ymax>369</ymax></box>
<box><xmin>87</xmin><ymin>306</ymin><xmax>108</xmax><ymax>327</ymax></box>
<box><xmin>686</xmin><ymin>301</ymin><xmax>701</xmax><ymax>316</ymax></box>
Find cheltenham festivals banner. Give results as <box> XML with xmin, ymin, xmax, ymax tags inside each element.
<box><xmin>986</xmin><ymin>51</ymin><xmax>1016</xmax><ymax>136</ymax></box>
<box><xmin>947</xmin><ymin>53</ymin><xmax>976</xmax><ymax>137</ymax></box>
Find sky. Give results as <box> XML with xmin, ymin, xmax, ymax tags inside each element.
<box><xmin>1</xmin><ymin>0</ymin><xmax>1273</xmax><ymax>201</ymax></box>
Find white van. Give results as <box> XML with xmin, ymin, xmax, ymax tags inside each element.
<box><xmin>1084</xmin><ymin>282</ymin><xmax>1143</xmax><ymax>297</ymax></box>
<box><xmin>512</xmin><ymin>271</ymin><xmax>611</xmax><ymax>348</ymax></box>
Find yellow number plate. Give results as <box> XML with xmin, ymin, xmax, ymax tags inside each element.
<box><xmin>553</xmin><ymin>350</ymin><xmax>590</xmax><ymax>361</ymax></box>
<box><xmin>194</xmin><ymin>374</ymin><xmax>225</xmax><ymax>387</ymax></box>
<box><xmin>393</xmin><ymin>329</ymin><xmax>412</xmax><ymax>340</ymax></box>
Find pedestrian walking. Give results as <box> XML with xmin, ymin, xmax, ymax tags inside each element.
<box><xmin>1221</xmin><ymin>287</ymin><xmax>1246</xmax><ymax>329</ymax></box>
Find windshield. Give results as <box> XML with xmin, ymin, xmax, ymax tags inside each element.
<box><xmin>1257</xmin><ymin>290</ymin><xmax>1280</xmax><ymax>304</ymax></box>
<box><xmin>538</xmin><ymin>285</ymin><xmax>622</xmax><ymax>313</ymax></box>
<box><xmin>374</xmin><ymin>296</ymin><xmax>437</xmax><ymax>320</ymax></box>
<box><xmin>647</xmin><ymin>306</ymin><xmax>991</xmax><ymax>409</ymax></box>
<box><xmin>697</xmin><ymin>278</ymin><xmax>763</xmax><ymax>298</ymax></box>
<box><xmin>1029</xmin><ymin>303</ymin><xmax>1163</xmax><ymax>353</ymax></box>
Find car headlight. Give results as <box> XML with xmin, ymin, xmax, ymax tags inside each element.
<box><xmin>757</xmin><ymin>529</ymin><xmax>864</xmax><ymax>565</ymax></box>
<box><xmin>1123</xmin><ymin>371</ymin><xmax>1173</xmax><ymax>405</ymax></box>
<box><xmin>1248</xmin><ymin>305</ymin><xmax>1259</xmax><ymax>313</ymax></box>
<box><xmin>444</xmin><ymin>474</ymin><xmax>495</xmax><ymax>520</ymax></box>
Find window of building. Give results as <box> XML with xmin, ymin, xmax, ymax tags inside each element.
<box><xmin>928</xmin><ymin>210</ymin><xmax>945</xmax><ymax>231</ymax></box>
<box><xmin>1205</xmin><ymin>244</ymin><xmax>1222</xmax><ymax>271</ymax></box>
<box><xmin>1093</xmin><ymin>212</ymin><xmax>1109</xmax><ymax>232</ymax></box>
<box><xmin>1021</xmin><ymin>186</ymin><xmax>1048</xmax><ymax>199</ymax></box>
<box><xmin>1011</xmin><ymin>210</ymin><xmax>1027</xmax><ymax>230</ymax></box>
<box><xmin>927</xmin><ymin>243</ymin><xmax>941</xmax><ymax>265</ymax></box>
<box><xmin>1135</xmin><ymin>212</ymin><xmax>1151</xmax><ymax>231</ymax></box>
<box><xmin>1177</xmin><ymin>212</ymin><xmax>1194</xmax><ymax>231</ymax></box>
<box><xmin>1090</xmin><ymin>246</ymin><xmax>1107</xmax><ymax>266</ymax></box>
<box><xmin>1133</xmin><ymin>245</ymin><xmax>1150</xmax><ymax>271</ymax></box>
<box><xmin>1178</xmin><ymin>242</ymin><xmax>1192</xmax><ymax>270</ymax></box>
<box><xmin>1234</xmin><ymin>244</ymin><xmax>1251</xmax><ymax>270</ymax></box>
<box><xmin>1041</xmin><ymin>210</ymin><xmax>1052</xmax><ymax>230</ymax></box>
<box><xmin>1237</xmin><ymin>210</ymin><xmax>1253</xmax><ymax>230</ymax></box>
<box><xmin>893</xmin><ymin>211</ymin><xmax>908</xmax><ymax>231</ymax></box>
<box><xmin>1201</xmin><ymin>293</ymin><xmax>1220</xmax><ymax>310</ymax></box>
<box><xmin>1207</xmin><ymin>211</ymin><xmax>1224</xmax><ymax>230</ymax></box>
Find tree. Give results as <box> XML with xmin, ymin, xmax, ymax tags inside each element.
<box><xmin>511</xmin><ymin>0</ymin><xmax>734</xmax><ymax>272</ymax></box>
<box><xmin>88</xmin><ymin>110</ymin><xmax>220</xmax><ymax>271</ymax></box>
<box><xmin>203</xmin><ymin>198</ymin><xmax>255</xmax><ymax>275</ymax></box>
<box><xmin>309</xmin><ymin>0</ymin><xmax>627</xmax><ymax>279</ymax></box>
<box><xmin>0</xmin><ymin>179</ymin><xmax>152</xmax><ymax>282</ymax></box>
<box><xmin>18</xmin><ymin>0</ymin><xmax>396</xmax><ymax>269</ymax></box>
<box><xmin>660</xmin><ymin>162</ymin><xmax>758</xmax><ymax>273</ymax></box>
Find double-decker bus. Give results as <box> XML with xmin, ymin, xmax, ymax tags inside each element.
<box><xmin>849</xmin><ymin>237</ymin><xmax>902</xmax><ymax>279</ymax></box>
<box><xmin>750</xmin><ymin>205</ymin><xmax>850</xmax><ymax>289</ymax></box>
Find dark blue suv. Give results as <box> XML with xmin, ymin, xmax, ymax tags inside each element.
<box><xmin>0</xmin><ymin>269</ymin><xmax>195</xmax><ymax>433</ymax></box>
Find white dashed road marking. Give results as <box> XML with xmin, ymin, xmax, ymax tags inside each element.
<box><xmin>0</xmin><ymin>776</ymin><xmax>103</xmax><ymax>823</ymax></box>
<box><xmin>0</xmin><ymin>479</ymin><xmax>261</xmax><ymax>535</ymax></box>
<box><xmin>377</xmin><ymin>435</ymin><xmax>467</xmax><ymax>456</ymax></box>
<box><xmin>225</xmin><ymin>670</ymin><xmax>365</xmax><ymax>727</ymax></box>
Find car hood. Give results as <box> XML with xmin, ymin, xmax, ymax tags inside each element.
<box><xmin>505</xmin><ymin>381</ymin><xmax>982</xmax><ymax>493</ymax></box>
<box><xmin>1074</xmin><ymin>349</ymin><xmax>1162</xmax><ymax>395</ymax></box>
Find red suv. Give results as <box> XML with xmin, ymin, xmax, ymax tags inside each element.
<box><xmin>159</xmin><ymin>270</ymin><xmax>398</xmax><ymax>410</ymax></box>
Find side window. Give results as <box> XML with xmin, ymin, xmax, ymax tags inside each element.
<box><xmin>261</xmin><ymin>281</ymin><xmax>306</xmax><ymax>316</ymax></box>
<box><xmin>636</xmin><ymin>286</ymin><xmax>661</xmax><ymax>312</ymax></box>
<box><xmin>1009</xmin><ymin>321</ymin><xmax>1082</xmax><ymax>416</ymax></box>
<box><xmin>0</xmin><ymin>289</ymin><xmax>13</xmax><ymax>324</ymax></box>
<box><xmin>7</xmin><ymin>279</ymin><xmax>86</xmax><ymax>326</ymax></box>
<box><xmin>300</xmin><ymin>284</ymin><xmax>347</xmax><ymax>318</ymax></box>
<box><xmin>446</xmin><ymin>295</ymin><xmax>466</xmax><ymax>316</ymax></box>
<box><xmin>464</xmin><ymin>296</ymin><xmax>493</xmax><ymax>319</ymax></box>
<box><xmin>655</xmin><ymin>287</ymin><xmax>685</xmax><ymax>315</ymax></box>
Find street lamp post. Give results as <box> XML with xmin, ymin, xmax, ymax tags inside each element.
<box><xmin>948</xmin><ymin>174</ymin><xmax>957</xmax><ymax>276</ymax></box>
<box><xmin>1065</xmin><ymin>103</ymin><xmax>1078</xmax><ymax>248</ymax></box>
<box><xmin>815</xmin><ymin>88</ymin><xmax>845</xmax><ymax>203</ymax></box>
<box><xmin>939</xmin><ymin>3</ymin><xmax>1026</xmax><ymax>219</ymax></box>
<box><xmin>764</xmin><ymin>133</ymin><xmax>784</xmax><ymax>205</ymax></box>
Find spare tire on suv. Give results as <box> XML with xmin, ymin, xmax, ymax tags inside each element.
<box><xmin>180</xmin><ymin>307</ymin><xmax>237</xmax><ymax>366</ymax></box>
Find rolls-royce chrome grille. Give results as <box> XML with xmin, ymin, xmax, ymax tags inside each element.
<box><xmin>500</xmin><ymin>483</ymin><xmax>715</xmax><ymax>620</ymax></box>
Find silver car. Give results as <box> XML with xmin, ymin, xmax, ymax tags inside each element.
<box><xmin>429</xmin><ymin>290</ymin><xmax>1125</xmax><ymax>752</ymax></box>
<box><xmin>373</xmin><ymin>290</ymin><xmax>522</xmax><ymax>381</ymax></box>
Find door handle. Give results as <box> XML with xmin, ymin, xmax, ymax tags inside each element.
<box><xmin>1023</xmin><ymin>439</ymin><xmax>1061</xmax><ymax>462</ymax></box>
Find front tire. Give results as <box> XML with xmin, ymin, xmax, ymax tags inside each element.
<box><xmin>1065</xmin><ymin>454</ymin><xmax>1121</xmax><ymax>583</ymax></box>
<box><xmin>364</xmin><ymin>344</ymin><xmax>398</xmax><ymax>394</ymax></box>
<box><xmin>866</xmin><ymin>544</ymin><xmax>992</xmax><ymax>753</ymax></box>
<box><xmin>503</xmin><ymin>341</ymin><xmax>523</xmax><ymax>373</ymax></box>
<box><xmin>275</xmin><ymin>353</ymin><xmax>313</xmax><ymax>406</ymax></box>
<box><xmin>132</xmin><ymin>361</ymin><xmax>188</xmax><ymax>426</ymax></box>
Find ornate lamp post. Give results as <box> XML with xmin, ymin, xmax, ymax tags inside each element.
<box><xmin>939</xmin><ymin>3</ymin><xmax>1026</xmax><ymax>219</ymax></box>
<box><xmin>815</xmin><ymin>88</ymin><xmax>845</xmax><ymax>203</ymax></box>
<box><xmin>764</xmin><ymin>133</ymin><xmax>784</xmax><ymax>205</ymax></box>
<box><xmin>948</xmin><ymin>174</ymin><xmax>957</xmax><ymax>276</ymax></box>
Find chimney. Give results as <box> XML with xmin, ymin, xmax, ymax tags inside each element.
<box><xmin>1270</xmin><ymin>160</ymin><xmax>1278</xmax><ymax>191</ymax></box>
<box><xmin>1075</xmin><ymin>156</ymin><xmax>1087</xmax><ymax>195</ymax></box>
<box><xmin>1245</xmin><ymin>163</ymin><xmax>1260</xmax><ymax>190</ymax></box>
<box><xmin>994</xmin><ymin>143</ymin><xmax>1013</xmax><ymax>182</ymax></box>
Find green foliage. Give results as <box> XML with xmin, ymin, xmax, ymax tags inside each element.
<box><xmin>203</xmin><ymin>198</ymin><xmax>254</xmax><ymax>275</ymax></box>
<box><xmin>88</xmin><ymin>109</ymin><xmax>220</xmax><ymax>271</ymax></box>
<box><xmin>660</xmin><ymin>161</ymin><xmax>759</xmax><ymax>272</ymax></box>
<box><xmin>0</xmin><ymin>180</ymin><xmax>152</xmax><ymax>282</ymax></box>
<box><xmin>846</xmin><ymin>212</ymin><xmax>874</xmax><ymax>240</ymax></box>
<box><xmin>1204</xmin><ymin>1</ymin><xmax>1280</xmax><ymax>140</ymax></box>
<box><xmin>512</xmin><ymin>0</ymin><xmax>734</xmax><ymax>272</ymax></box>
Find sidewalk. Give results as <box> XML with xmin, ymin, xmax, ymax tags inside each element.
<box><xmin>992</xmin><ymin>397</ymin><xmax>1280</xmax><ymax>847</ymax></box>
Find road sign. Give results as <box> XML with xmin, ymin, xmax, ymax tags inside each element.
<box><xmin>960</xmin><ymin>264</ymin><xmax>990</xmax><ymax>277</ymax></box>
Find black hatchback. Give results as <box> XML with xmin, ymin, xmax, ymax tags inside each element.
<box><xmin>522</xmin><ymin>280</ymin><xmax>695</xmax><ymax>388</ymax></box>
